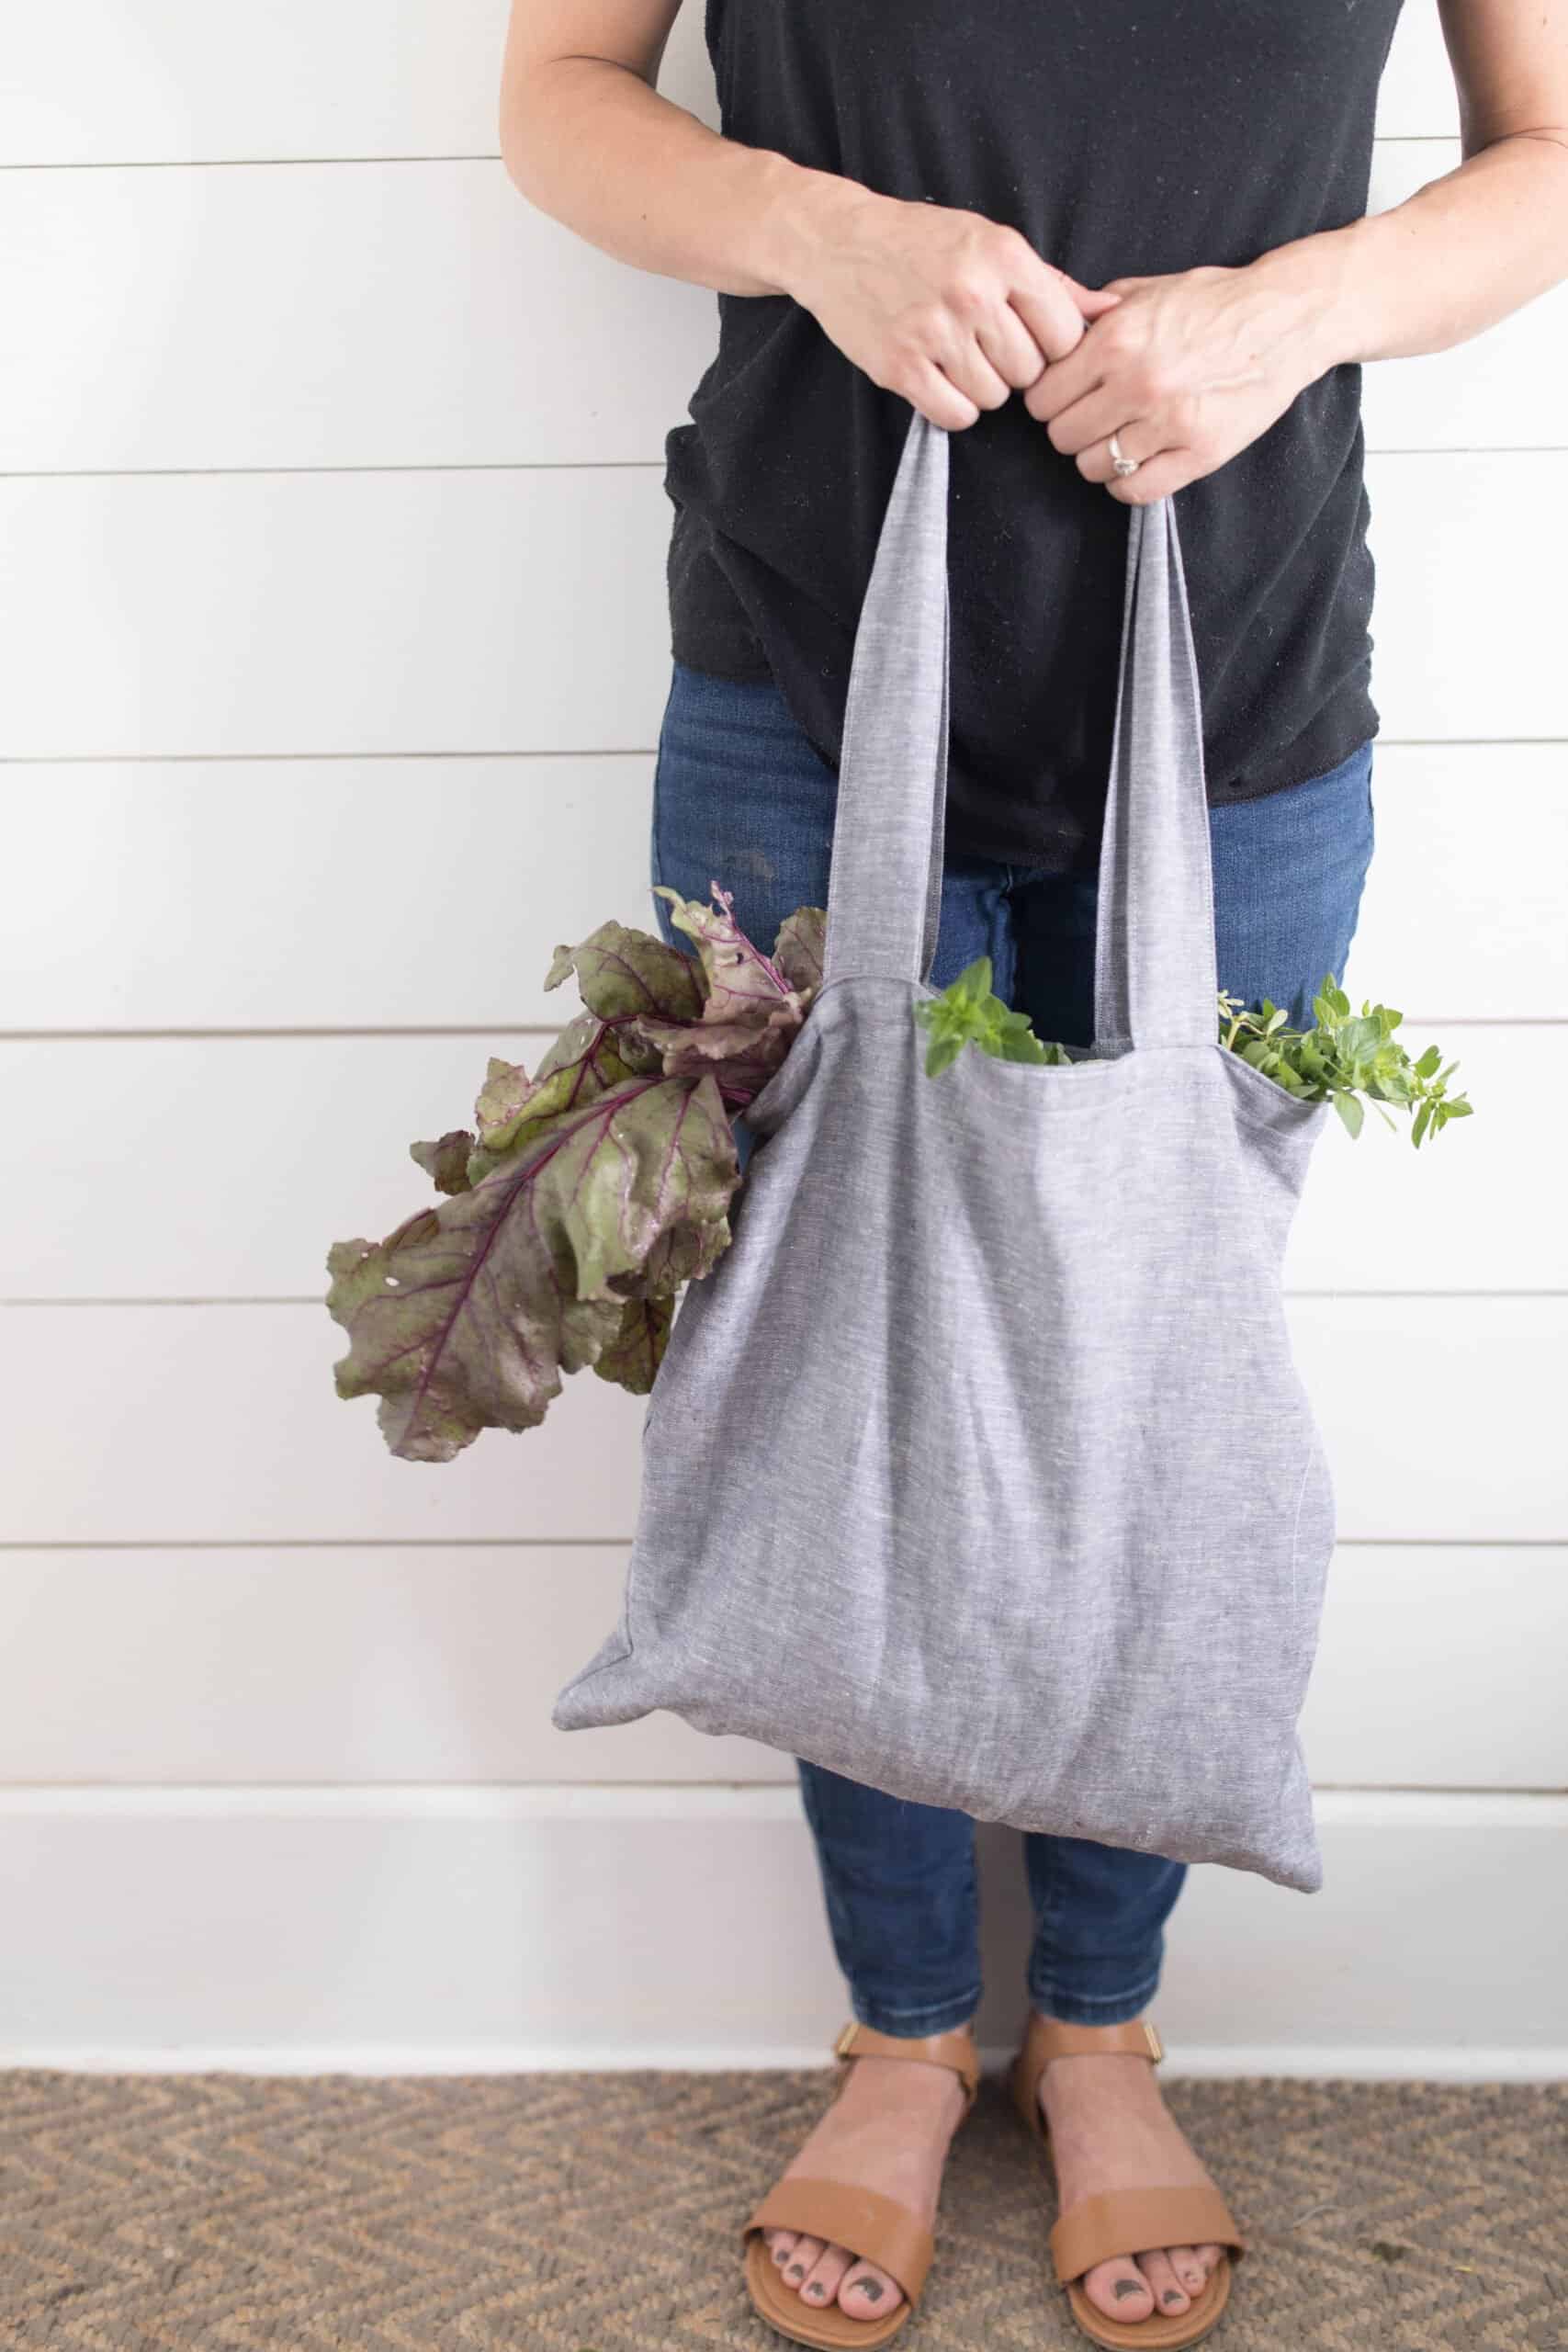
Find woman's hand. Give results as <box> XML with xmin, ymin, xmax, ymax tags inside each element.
<box><xmin>784</xmin><ymin>186</ymin><xmax>1123</xmax><ymax>430</ymax></box>
<box><xmin>1023</xmin><ymin>259</ymin><xmax>1337</xmax><ymax>502</ymax></box>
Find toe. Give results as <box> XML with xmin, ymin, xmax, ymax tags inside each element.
<box><xmin>1168</xmin><ymin>2245</ymin><xmax>1210</xmax><ymax>2298</ymax></box>
<box><xmin>782</xmin><ymin>2235</ymin><xmax>826</xmax><ymax>2293</ymax></box>
<box><xmin>1082</xmin><ymin>2256</ymin><xmax>1155</xmax><ymax>2323</ymax></box>
<box><xmin>839</xmin><ymin>2258</ymin><xmax>906</xmax><ymax>2321</ymax></box>
<box><xmin>1195</xmin><ymin>2241</ymin><xmax>1224</xmax><ymax>2276</ymax></box>
<box><xmin>798</xmin><ymin>2243</ymin><xmax>853</xmax><ymax>2312</ymax></box>
<box><xmin>1136</xmin><ymin>2249</ymin><xmax>1190</xmax><ymax>2316</ymax></box>
<box><xmin>764</xmin><ymin>2229</ymin><xmax>797</xmax><ymax>2269</ymax></box>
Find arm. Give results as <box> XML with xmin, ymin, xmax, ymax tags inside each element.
<box><xmin>1262</xmin><ymin>0</ymin><xmax>1568</xmax><ymax>367</ymax></box>
<box><xmin>499</xmin><ymin>0</ymin><xmax>1119</xmax><ymax>429</ymax></box>
<box><xmin>1027</xmin><ymin>0</ymin><xmax>1568</xmax><ymax>501</ymax></box>
<box><xmin>499</xmin><ymin>0</ymin><xmax>831</xmax><ymax>299</ymax></box>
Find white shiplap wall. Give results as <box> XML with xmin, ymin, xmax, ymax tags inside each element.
<box><xmin>1</xmin><ymin>0</ymin><xmax>1563</xmax><ymax>2075</ymax></box>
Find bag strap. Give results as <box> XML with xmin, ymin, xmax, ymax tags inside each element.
<box><xmin>820</xmin><ymin>406</ymin><xmax>1218</xmax><ymax>1053</ymax></box>
<box><xmin>1091</xmin><ymin>492</ymin><xmax>1218</xmax><ymax>1051</ymax></box>
<box><xmin>820</xmin><ymin>409</ymin><xmax>951</xmax><ymax>996</ymax></box>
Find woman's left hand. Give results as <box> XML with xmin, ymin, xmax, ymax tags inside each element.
<box><xmin>1023</xmin><ymin>260</ymin><xmax>1337</xmax><ymax>502</ymax></box>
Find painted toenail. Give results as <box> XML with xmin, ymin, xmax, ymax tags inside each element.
<box><xmin>788</xmin><ymin>2265</ymin><xmax>805</xmax><ymax>2279</ymax></box>
<box><xmin>1165</xmin><ymin>2290</ymin><xmax>1183</xmax><ymax>2305</ymax></box>
<box><xmin>807</xmin><ymin>2285</ymin><xmax>826</xmax><ymax>2298</ymax></box>
<box><xmin>858</xmin><ymin>2280</ymin><xmax>886</xmax><ymax>2303</ymax></box>
<box><xmin>1112</xmin><ymin>2279</ymin><xmax>1145</xmax><ymax>2300</ymax></box>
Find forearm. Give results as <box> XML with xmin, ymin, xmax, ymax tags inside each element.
<box><xmin>1253</xmin><ymin>129</ymin><xmax>1568</xmax><ymax>375</ymax></box>
<box><xmin>500</xmin><ymin>54</ymin><xmax>861</xmax><ymax>300</ymax></box>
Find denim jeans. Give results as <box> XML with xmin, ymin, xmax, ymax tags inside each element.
<box><xmin>649</xmin><ymin>658</ymin><xmax>1376</xmax><ymax>2035</ymax></box>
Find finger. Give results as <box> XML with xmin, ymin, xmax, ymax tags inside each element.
<box><xmin>940</xmin><ymin>336</ymin><xmax>1021</xmax><ymax>414</ymax></box>
<box><xmin>1010</xmin><ymin>268</ymin><xmax>1106</xmax><ymax>368</ymax></box>
<box><xmin>903</xmin><ymin>356</ymin><xmax>984</xmax><ymax>432</ymax></box>
<box><xmin>1101</xmin><ymin>449</ymin><xmax>1195</xmax><ymax>503</ymax></box>
<box><xmin>1041</xmin><ymin>381</ymin><xmax>1147</xmax><ymax>458</ymax></box>
<box><xmin>1021</xmin><ymin>335</ymin><xmax>1107</xmax><ymax>424</ymax></box>
<box><xmin>975</xmin><ymin>302</ymin><xmax>1055</xmax><ymax>394</ymax></box>
<box><xmin>908</xmin><ymin>295</ymin><xmax>1016</xmax><ymax>414</ymax></box>
<box><xmin>1073</xmin><ymin>417</ymin><xmax>1160</xmax><ymax>484</ymax></box>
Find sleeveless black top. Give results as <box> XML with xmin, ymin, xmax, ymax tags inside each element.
<box><xmin>663</xmin><ymin>0</ymin><xmax>1405</xmax><ymax>870</ymax></box>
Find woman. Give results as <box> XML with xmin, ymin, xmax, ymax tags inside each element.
<box><xmin>501</xmin><ymin>3</ymin><xmax>1568</xmax><ymax>2343</ymax></box>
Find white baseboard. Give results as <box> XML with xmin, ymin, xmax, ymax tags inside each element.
<box><xmin>3</xmin><ymin>1784</ymin><xmax>1563</xmax><ymax>2075</ymax></box>
<box><xmin>7</xmin><ymin>2043</ymin><xmax>1565</xmax><ymax>2083</ymax></box>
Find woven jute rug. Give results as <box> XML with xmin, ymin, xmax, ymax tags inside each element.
<box><xmin>1</xmin><ymin>2068</ymin><xmax>1563</xmax><ymax>2350</ymax></box>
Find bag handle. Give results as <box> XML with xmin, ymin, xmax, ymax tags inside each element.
<box><xmin>820</xmin><ymin>407</ymin><xmax>1218</xmax><ymax>1053</ymax></box>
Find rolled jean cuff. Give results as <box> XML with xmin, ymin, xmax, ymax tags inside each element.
<box><xmin>851</xmin><ymin>1987</ymin><xmax>982</xmax><ymax>2039</ymax></box>
<box><xmin>1024</xmin><ymin>1968</ymin><xmax>1163</xmax><ymax>2029</ymax></box>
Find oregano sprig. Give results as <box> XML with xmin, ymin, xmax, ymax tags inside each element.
<box><xmin>915</xmin><ymin>958</ymin><xmax>1472</xmax><ymax>1148</ymax></box>
<box><xmin>1219</xmin><ymin>978</ymin><xmax>1472</xmax><ymax>1144</ymax></box>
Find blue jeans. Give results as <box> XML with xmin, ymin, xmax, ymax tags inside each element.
<box><xmin>649</xmin><ymin>659</ymin><xmax>1376</xmax><ymax>2035</ymax></box>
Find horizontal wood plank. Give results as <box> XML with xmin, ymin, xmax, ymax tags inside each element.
<box><xmin>0</xmin><ymin>162</ymin><xmax>716</xmax><ymax>474</ymax></box>
<box><xmin>0</xmin><ymin>0</ymin><xmax>1453</xmax><ymax>167</ymax></box>
<box><xmin>0</xmin><ymin>458</ymin><xmax>1563</xmax><ymax>763</ymax></box>
<box><xmin>1346</xmin><ymin>745</ymin><xmax>1568</xmax><ymax>1022</ymax></box>
<box><xmin>0</xmin><ymin>0</ymin><xmax>548</xmax><ymax>167</ymax></box>
<box><xmin>0</xmin><ymin>1023</ymin><xmax>1544</xmax><ymax>1297</ymax></box>
<box><xmin>0</xmin><ymin>1298</ymin><xmax>1562</xmax><ymax>1545</ymax></box>
<box><xmin>3</xmin><ymin>746</ymin><xmax>1562</xmax><ymax>1033</ymax></box>
<box><xmin>4</xmin><ymin>141</ymin><xmax>1550</xmax><ymax>473</ymax></box>
<box><xmin>0</xmin><ymin>1542</ymin><xmax>1559</xmax><ymax>1791</ymax></box>
<box><xmin>0</xmin><ymin>468</ymin><xmax>671</xmax><ymax>762</ymax></box>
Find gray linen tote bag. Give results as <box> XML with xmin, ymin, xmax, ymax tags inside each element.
<box><xmin>555</xmin><ymin>407</ymin><xmax>1337</xmax><ymax>1893</ymax></box>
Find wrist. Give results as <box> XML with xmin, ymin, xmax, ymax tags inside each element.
<box><xmin>1247</xmin><ymin>220</ymin><xmax>1370</xmax><ymax>380</ymax></box>
<box><xmin>753</xmin><ymin>153</ymin><xmax>883</xmax><ymax>302</ymax></box>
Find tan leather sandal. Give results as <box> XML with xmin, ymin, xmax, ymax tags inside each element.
<box><xmin>1010</xmin><ymin>2012</ymin><xmax>1246</xmax><ymax>2350</ymax></box>
<box><xmin>742</xmin><ymin>2019</ymin><xmax>980</xmax><ymax>2349</ymax></box>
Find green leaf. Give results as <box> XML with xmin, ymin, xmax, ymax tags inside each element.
<box><xmin>328</xmin><ymin>1070</ymin><xmax>739</xmax><ymax>1463</ymax></box>
<box><xmin>1332</xmin><ymin>1089</ymin><xmax>1365</xmax><ymax>1139</ymax></box>
<box><xmin>629</xmin><ymin>885</ymin><xmax>815</xmax><ymax>1097</ymax></box>
<box><xmin>546</xmin><ymin>914</ymin><xmax>704</xmax><ymax>1023</ymax></box>
<box><xmin>409</xmin><ymin>1129</ymin><xmax>478</xmax><ymax>1197</ymax></box>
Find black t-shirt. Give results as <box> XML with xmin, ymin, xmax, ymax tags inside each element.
<box><xmin>664</xmin><ymin>0</ymin><xmax>1404</xmax><ymax>870</ymax></box>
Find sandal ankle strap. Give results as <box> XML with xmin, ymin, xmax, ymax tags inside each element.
<box><xmin>1024</xmin><ymin>2013</ymin><xmax>1163</xmax><ymax>2065</ymax></box>
<box><xmin>833</xmin><ymin>2020</ymin><xmax>981</xmax><ymax>2115</ymax></box>
<box><xmin>1016</xmin><ymin>2011</ymin><xmax>1163</xmax><ymax>2096</ymax></box>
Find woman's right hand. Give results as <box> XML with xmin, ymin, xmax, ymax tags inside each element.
<box><xmin>783</xmin><ymin>184</ymin><xmax>1122</xmax><ymax>430</ymax></box>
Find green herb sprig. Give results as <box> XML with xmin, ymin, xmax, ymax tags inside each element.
<box><xmin>915</xmin><ymin>959</ymin><xmax>1472</xmax><ymax>1148</ymax></box>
